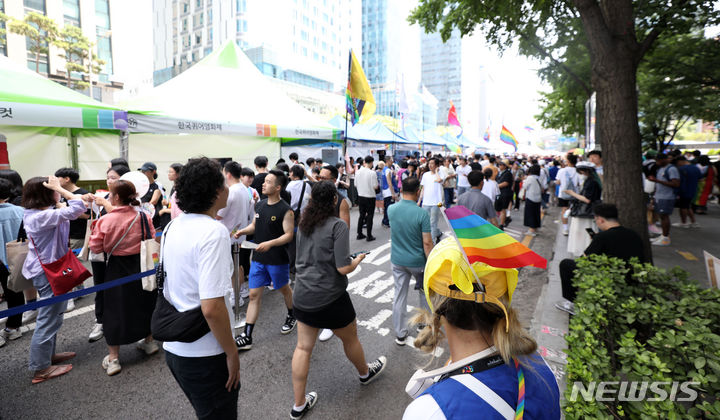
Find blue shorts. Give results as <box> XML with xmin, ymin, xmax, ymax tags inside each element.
<box><xmin>655</xmin><ymin>199</ymin><xmax>675</xmax><ymax>215</ymax></box>
<box><xmin>248</xmin><ymin>262</ymin><xmax>290</xmax><ymax>290</ymax></box>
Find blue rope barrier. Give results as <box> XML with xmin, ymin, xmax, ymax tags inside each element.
<box><xmin>0</xmin><ymin>269</ymin><xmax>156</xmax><ymax>319</ymax></box>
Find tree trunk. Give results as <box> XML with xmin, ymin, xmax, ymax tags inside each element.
<box><xmin>590</xmin><ymin>43</ymin><xmax>652</xmax><ymax>261</ymax></box>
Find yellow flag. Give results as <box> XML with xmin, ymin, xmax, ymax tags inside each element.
<box><xmin>345</xmin><ymin>50</ymin><xmax>375</xmax><ymax>124</ymax></box>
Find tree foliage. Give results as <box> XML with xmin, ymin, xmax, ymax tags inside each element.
<box><xmin>53</xmin><ymin>25</ymin><xmax>104</xmax><ymax>91</ymax></box>
<box><xmin>7</xmin><ymin>12</ymin><xmax>59</xmax><ymax>73</ymax></box>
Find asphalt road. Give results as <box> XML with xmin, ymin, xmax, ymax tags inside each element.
<box><xmin>0</xmin><ymin>204</ymin><xmax>551</xmax><ymax>420</ymax></box>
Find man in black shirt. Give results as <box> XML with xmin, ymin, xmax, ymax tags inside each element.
<box><xmin>250</xmin><ymin>156</ymin><xmax>269</xmax><ymax>199</ymax></box>
<box><xmin>234</xmin><ymin>170</ymin><xmax>296</xmax><ymax>350</ymax></box>
<box><xmin>55</xmin><ymin>167</ymin><xmax>90</xmax><ymax>251</ymax></box>
<box><xmin>555</xmin><ymin>203</ymin><xmax>646</xmax><ymax>315</ymax></box>
<box><xmin>495</xmin><ymin>160</ymin><xmax>514</xmax><ymax>228</ymax></box>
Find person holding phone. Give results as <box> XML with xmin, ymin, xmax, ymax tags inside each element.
<box><xmin>289</xmin><ymin>181</ymin><xmax>387</xmax><ymax>419</ymax></box>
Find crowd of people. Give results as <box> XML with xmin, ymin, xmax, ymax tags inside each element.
<box><xmin>1</xmin><ymin>145</ymin><xmax>717</xmax><ymax>419</ymax></box>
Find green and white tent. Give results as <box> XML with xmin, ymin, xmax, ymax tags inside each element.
<box><xmin>0</xmin><ymin>55</ymin><xmax>126</xmax><ymax>182</ymax></box>
<box><xmin>120</xmin><ymin>41</ymin><xmax>341</xmax><ymax>177</ymax></box>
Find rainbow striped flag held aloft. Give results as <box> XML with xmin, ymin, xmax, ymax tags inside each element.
<box><xmin>445</xmin><ymin>206</ymin><xmax>547</xmax><ymax>269</ymax></box>
<box><xmin>500</xmin><ymin>125</ymin><xmax>518</xmax><ymax>152</ymax></box>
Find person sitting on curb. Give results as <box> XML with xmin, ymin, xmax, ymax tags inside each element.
<box><xmin>555</xmin><ymin>203</ymin><xmax>646</xmax><ymax>315</ymax></box>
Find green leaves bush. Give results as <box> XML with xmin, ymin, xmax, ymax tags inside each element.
<box><xmin>564</xmin><ymin>255</ymin><xmax>720</xmax><ymax>419</ymax></box>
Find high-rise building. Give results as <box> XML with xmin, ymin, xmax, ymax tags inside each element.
<box><xmin>361</xmin><ymin>0</ymin><xmax>434</xmax><ymax>128</ymax></box>
<box><xmin>1</xmin><ymin>0</ymin><xmax>153</xmax><ymax>103</ymax></box>
<box><xmin>422</xmin><ymin>29</ymin><xmax>486</xmax><ymax>140</ymax></box>
<box><xmin>153</xmin><ymin>0</ymin><xmax>360</xmax><ymax>92</ymax></box>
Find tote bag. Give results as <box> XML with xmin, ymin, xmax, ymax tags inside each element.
<box><xmin>139</xmin><ymin>213</ymin><xmax>160</xmax><ymax>291</ymax></box>
<box><xmin>6</xmin><ymin>235</ymin><xmax>32</xmax><ymax>292</ymax></box>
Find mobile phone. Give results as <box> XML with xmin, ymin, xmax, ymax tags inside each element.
<box><xmin>351</xmin><ymin>251</ymin><xmax>371</xmax><ymax>258</ymax></box>
<box><xmin>585</xmin><ymin>228</ymin><xmax>596</xmax><ymax>238</ymax></box>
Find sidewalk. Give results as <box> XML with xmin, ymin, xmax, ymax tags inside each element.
<box><xmin>651</xmin><ymin>201</ymin><xmax>720</xmax><ymax>288</ymax></box>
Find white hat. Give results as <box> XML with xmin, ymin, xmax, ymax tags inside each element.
<box><xmin>576</xmin><ymin>161</ymin><xmax>596</xmax><ymax>169</ymax></box>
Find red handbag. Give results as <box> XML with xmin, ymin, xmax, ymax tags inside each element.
<box><xmin>29</xmin><ymin>236</ymin><xmax>92</xmax><ymax>296</ymax></box>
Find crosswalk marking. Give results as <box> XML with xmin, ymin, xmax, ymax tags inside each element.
<box><xmin>357</xmin><ymin>309</ymin><xmax>392</xmax><ymax>334</ymax></box>
<box><xmin>371</xmin><ymin>253</ymin><xmax>391</xmax><ymax>266</ymax></box>
<box><xmin>375</xmin><ymin>289</ymin><xmax>394</xmax><ymax>304</ymax></box>
<box><xmin>347</xmin><ymin>271</ymin><xmax>386</xmax><ymax>296</ymax></box>
<box><xmin>363</xmin><ymin>242</ymin><xmax>392</xmax><ymax>263</ymax></box>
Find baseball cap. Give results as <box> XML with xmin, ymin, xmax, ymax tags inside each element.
<box><xmin>423</xmin><ymin>238</ymin><xmax>518</xmax><ymax>332</ymax></box>
<box><xmin>576</xmin><ymin>161</ymin><xmax>596</xmax><ymax>169</ymax></box>
<box><xmin>645</xmin><ymin>149</ymin><xmax>658</xmax><ymax>158</ymax></box>
<box><xmin>138</xmin><ymin>162</ymin><xmax>157</xmax><ymax>172</ymax></box>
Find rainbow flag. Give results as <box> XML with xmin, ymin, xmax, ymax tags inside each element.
<box><xmin>500</xmin><ymin>125</ymin><xmax>518</xmax><ymax>151</ymax></box>
<box><xmin>448</xmin><ymin>101</ymin><xmax>463</xmax><ymax>139</ymax></box>
<box><xmin>445</xmin><ymin>206</ymin><xmax>547</xmax><ymax>269</ymax></box>
<box><xmin>483</xmin><ymin>126</ymin><xmax>490</xmax><ymax>142</ymax></box>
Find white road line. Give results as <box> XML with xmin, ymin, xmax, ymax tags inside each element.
<box><xmin>362</xmin><ymin>279</ymin><xmax>394</xmax><ymax>299</ymax></box>
<box><xmin>21</xmin><ymin>304</ymin><xmax>95</xmax><ymax>333</ymax></box>
<box><xmin>375</xmin><ymin>289</ymin><xmax>394</xmax><ymax>304</ymax></box>
<box><xmin>371</xmin><ymin>253</ymin><xmax>391</xmax><ymax>266</ymax></box>
<box><xmin>363</xmin><ymin>242</ymin><xmax>392</xmax><ymax>264</ymax></box>
<box><xmin>347</xmin><ymin>271</ymin><xmax>386</xmax><ymax>296</ymax></box>
<box><xmin>347</xmin><ymin>264</ymin><xmax>362</xmax><ymax>279</ymax></box>
<box><xmin>357</xmin><ymin>309</ymin><xmax>392</xmax><ymax>332</ymax></box>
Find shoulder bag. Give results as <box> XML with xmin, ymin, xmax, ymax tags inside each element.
<box><xmin>29</xmin><ymin>230</ymin><xmax>92</xmax><ymax>296</ymax></box>
<box><xmin>150</xmin><ymin>221</ymin><xmax>211</xmax><ymax>343</ymax></box>
<box><xmin>139</xmin><ymin>213</ymin><xmax>160</xmax><ymax>291</ymax></box>
<box><xmin>6</xmin><ymin>222</ymin><xmax>32</xmax><ymax>292</ymax></box>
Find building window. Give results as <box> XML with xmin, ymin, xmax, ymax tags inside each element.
<box><xmin>300</xmin><ymin>30</ymin><xmax>308</xmax><ymax>41</ymax></box>
<box><xmin>236</xmin><ymin>0</ymin><xmax>246</xmax><ymax>13</ymax></box>
<box><xmin>195</xmin><ymin>0</ymin><xmax>202</xmax><ymax>8</ymax></box>
<box><xmin>302</xmin><ymin>47</ymin><xmax>307</xmax><ymax>56</ymax></box>
<box><xmin>95</xmin><ymin>0</ymin><xmax>110</xmax><ymax>30</ymax></box>
<box><xmin>182</xmin><ymin>18</ymin><xmax>188</xmax><ymax>32</ymax></box>
<box><xmin>208</xmin><ymin>27</ymin><xmax>212</xmax><ymax>44</ymax></box>
<box><xmin>195</xmin><ymin>32</ymin><xmax>201</xmax><ymax>44</ymax></box>
<box><xmin>0</xmin><ymin>0</ymin><xmax>6</xmax><ymax>56</ymax></box>
<box><xmin>96</xmin><ymin>35</ymin><xmax>113</xmax><ymax>79</ymax></box>
<box><xmin>24</xmin><ymin>0</ymin><xmax>45</xmax><ymax>13</ymax></box>
<box><xmin>63</xmin><ymin>0</ymin><xmax>80</xmax><ymax>26</ymax></box>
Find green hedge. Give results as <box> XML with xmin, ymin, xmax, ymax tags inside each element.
<box><xmin>563</xmin><ymin>255</ymin><xmax>720</xmax><ymax>419</ymax></box>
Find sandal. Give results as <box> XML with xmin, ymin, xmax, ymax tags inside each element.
<box><xmin>51</xmin><ymin>352</ymin><xmax>76</xmax><ymax>364</ymax></box>
<box><xmin>32</xmin><ymin>364</ymin><xmax>73</xmax><ymax>384</ymax></box>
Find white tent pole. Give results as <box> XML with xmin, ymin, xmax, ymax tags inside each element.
<box><xmin>119</xmin><ymin>131</ymin><xmax>129</xmax><ymax>161</ymax></box>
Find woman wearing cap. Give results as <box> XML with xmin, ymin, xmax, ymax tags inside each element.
<box><xmin>564</xmin><ymin>162</ymin><xmax>602</xmax><ymax>257</ymax></box>
<box><xmin>138</xmin><ymin>162</ymin><xmax>163</xmax><ymax>229</ymax></box>
<box><xmin>403</xmin><ymin>238</ymin><xmax>560</xmax><ymax>419</ymax></box>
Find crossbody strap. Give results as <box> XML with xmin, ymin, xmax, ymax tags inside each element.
<box><xmin>106</xmin><ymin>211</ymin><xmax>140</xmax><ymax>264</ymax></box>
<box><xmin>451</xmin><ymin>375</ymin><xmax>515</xmax><ymax>420</ymax></box>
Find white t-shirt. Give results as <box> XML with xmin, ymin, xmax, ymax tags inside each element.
<box><xmin>421</xmin><ymin>171</ymin><xmax>444</xmax><ymax>206</ymax></box>
<box><xmin>162</xmin><ymin>214</ymin><xmax>234</xmax><ymax>358</ymax></box>
<box><xmin>456</xmin><ymin>164</ymin><xmax>472</xmax><ymax>188</ymax></box>
<box><xmin>217</xmin><ymin>182</ymin><xmax>251</xmax><ymax>244</ymax></box>
<box><xmin>556</xmin><ymin>167</ymin><xmax>579</xmax><ymax>200</ymax></box>
<box><xmin>480</xmin><ymin>159</ymin><xmax>490</xmax><ymax>168</ymax></box>
<box><xmin>481</xmin><ymin>179</ymin><xmax>500</xmax><ymax>201</ymax></box>
<box><xmin>286</xmin><ymin>179</ymin><xmax>310</xmax><ymax>213</ymax></box>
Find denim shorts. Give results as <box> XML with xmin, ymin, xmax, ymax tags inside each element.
<box><xmin>655</xmin><ymin>199</ymin><xmax>675</xmax><ymax>215</ymax></box>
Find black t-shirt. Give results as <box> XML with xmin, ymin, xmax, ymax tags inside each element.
<box><xmin>469</xmin><ymin>162</ymin><xmax>482</xmax><ymax>171</ymax></box>
<box><xmin>66</xmin><ymin>187</ymin><xmax>89</xmax><ymax>239</ymax></box>
<box><xmin>584</xmin><ymin>226</ymin><xmax>646</xmax><ymax>263</ymax></box>
<box><xmin>580</xmin><ymin>178</ymin><xmax>602</xmax><ymax>202</ymax></box>
<box><xmin>141</xmin><ymin>182</ymin><xmax>163</xmax><ymax>228</ymax></box>
<box><xmin>251</xmin><ymin>173</ymin><xmax>268</xmax><ymax>199</ymax></box>
<box><xmin>252</xmin><ymin>198</ymin><xmax>292</xmax><ymax>265</ymax></box>
<box><xmin>496</xmin><ymin>169</ymin><xmax>514</xmax><ymax>195</ymax></box>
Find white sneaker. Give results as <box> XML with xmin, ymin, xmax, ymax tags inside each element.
<box><xmin>671</xmin><ymin>222</ymin><xmax>690</xmax><ymax>228</ymax></box>
<box><xmin>65</xmin><ymin>299</ymin><xmax>75</xmax><ymax>313</ymax></box>
<box><xmin>651</xmin><ymin>236</ymin><xmax>671</xmax><ymax>246</ymax></box>
<box><xmin>22</xmin><ymin>309</ymin><xmax>37</xmax><ymax>325</ymax></box>
<box><xmin>239</xmin><ymin>282</ymin><xmax>250</xmax><ymax>299</ymax></box>
<box><xmin>562</xmin><ymin>226</ymin><xmax>569</xmax><ymax>236</ymax></box>
<box><xmin>102</xmin><ymin>355</ymin><xmax>121</xmax><ymax>376</ymax></box>
<box><xmin>2</xmin><ymin>327</ymin><xmax>22</xmax><ymax>340</ymax></box>
<box><xmin>690</xmin><ymin>223</ymin><xmax>700</xmax><ymax>228</ymax></box>
<box><xmin>524</xmin><ymin>230</ymin><xmax>537</xmax><ymax>237</ymax></box>
<box><xmin>89</xmin><ymin>323</ymin><xmax>104</xmax><ymax>342</ymax></box>
<box><xmin>554</xmin><ymin>299</ymin><xmax>575</xmax><ymax>315</ymax></box>
<box><xmin>318</xmin><ymin>329</ymin><xmax>334</xmax><ymax>342</ymax></box>
<box><xmin>136</xmin><ymin>338</ymin><xmax>160</xmax><ymax>355</ymax></box>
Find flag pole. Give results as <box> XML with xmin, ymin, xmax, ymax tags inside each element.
<box><xmin>343</xmin><ymin>50</ymin><xmax>352</xmax><ymax>159</ymax></box>
<box><xmin>437</xmin><ymin>203</ymin><xmax>486</xmax><ymax>292</ymax></box>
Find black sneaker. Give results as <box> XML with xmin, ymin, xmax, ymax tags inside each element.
<box><xmin>359</xmin><ymin>356</ymin><xmax>387</xmax><ymax>385</ymax></box>
<box><xmin>281</xmin><ymin>315</ymin><xmax>297</xmax><ymax>334</ymax></box>
<box><xmin>357</xmin><ymin>233</ymin><xmax>366</xmax><ymax>240</ymax></box>
<box><xmin>235</xmin><ymin>333</ymin><xmax>252</xmax><ymax>351</ymax></box>
<box><xmin>505</xmin><ymin>216</ymin><xmax>513</xmax><ymax>226</ymax></box>
<box><xmin>366</xmin><ymin>235</ymin><xmax>376</xmax><ymax>242</ymax></box>
<box><xmin>395</xmin><ymin>335</ymin><xmax>408</xmax><ymax>346</ymax></box>
<box><xmin>290</xmin><ymin>391</ymin><xmax>318</xmax><ymax>419</ymax></box>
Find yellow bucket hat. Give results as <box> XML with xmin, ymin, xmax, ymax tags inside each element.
<box><xmin>423</xmin><ymin>238</ymin><xmax>518</xmax><ymax>331</ymax></box>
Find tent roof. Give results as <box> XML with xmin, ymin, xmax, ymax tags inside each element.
<box><xmin>328</xmin><ymin>116</ymin><xmax>407</xmax><ymax>143</ymax></box>
<box><xmin>0</xmin><ymin>55</ymin><xmax>118</xmax><ymax>110</ymax></box>
<box><xmin>121</xmin><ymin>41</ymin><xmax>339</xmax><ymax>139</ymax></box>
<box><xmin>0</xmin><ymin>55</ymin><xmax>127</xmax><ymax>130</ymax></box>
